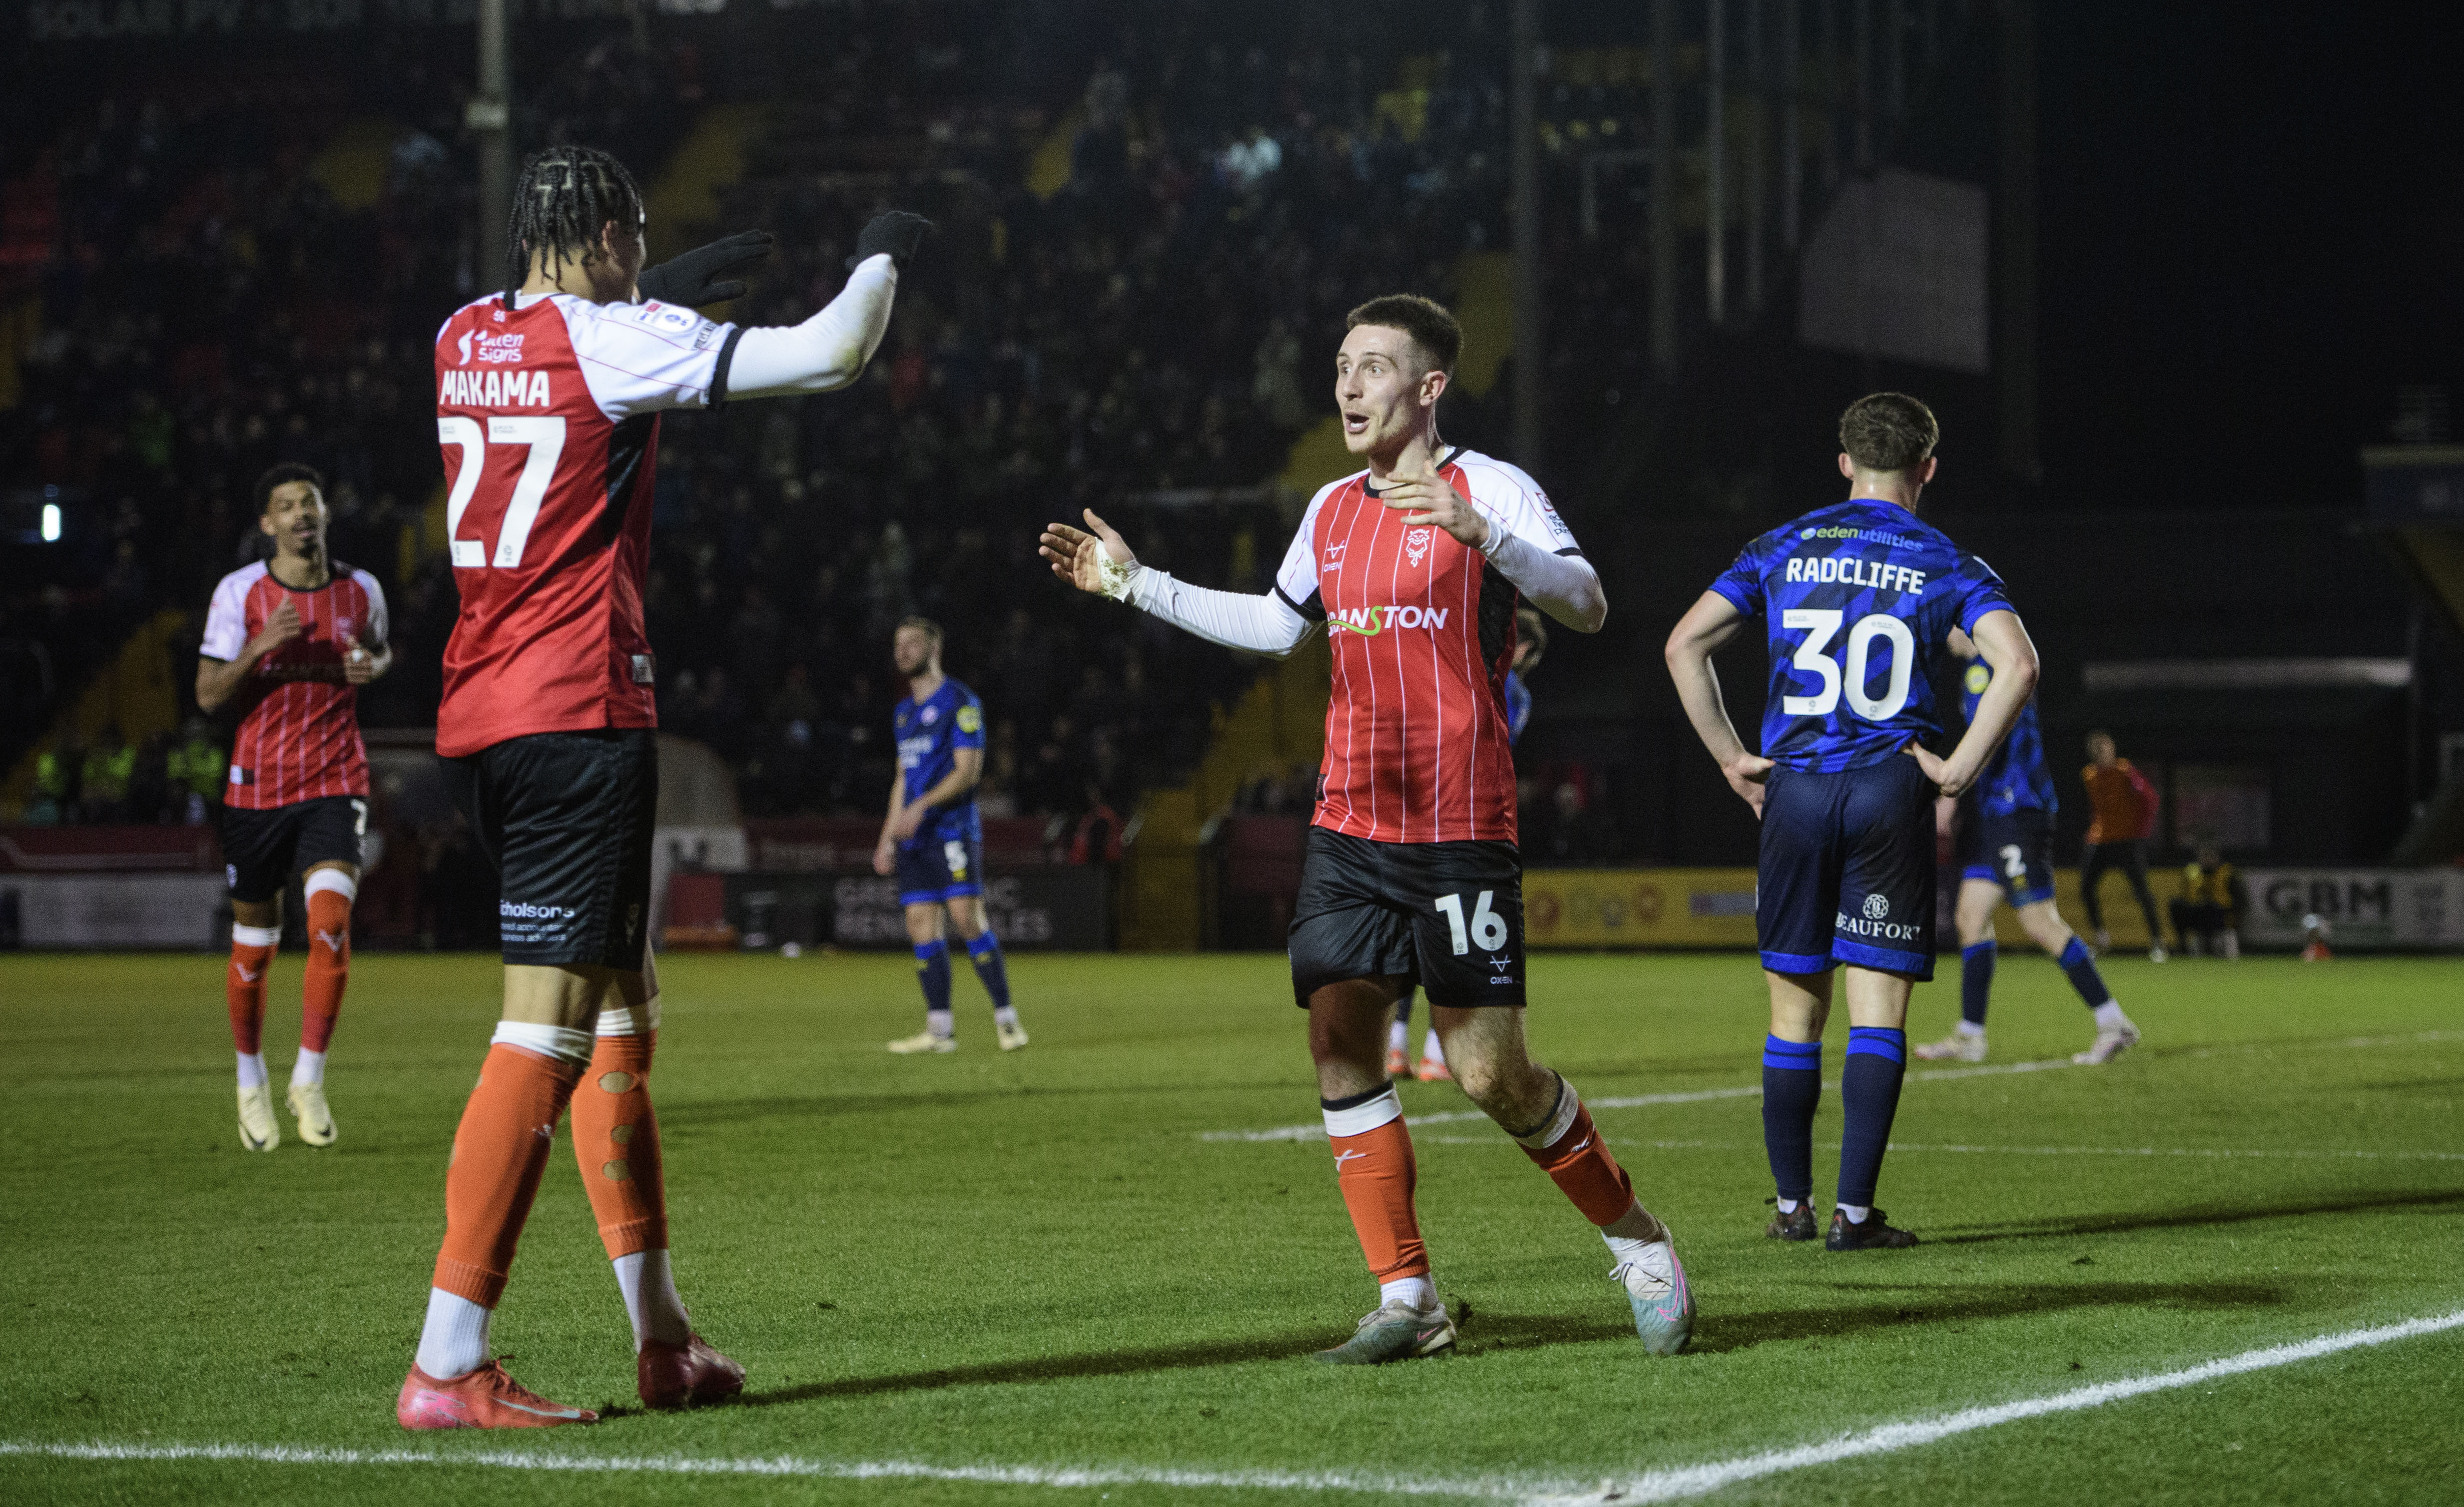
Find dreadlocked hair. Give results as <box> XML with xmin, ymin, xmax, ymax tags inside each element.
<box><xmin>503</xmin><ymin>145</ymin><xmax>644</xmax><ymax>310</ymax></box>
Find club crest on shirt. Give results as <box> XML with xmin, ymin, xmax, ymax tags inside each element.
<box><xmin>921</xmin><ymin>705</ymin><xmax>938</xmax><ymax>724</ymax></box>
<box><xmin>1324</xmin><ymin>542</ymin><xmax>1346</xmax><ymax>570</ymax></box>
<box><xmin>333</xmin><ymin>616</ymin><xmax>355</xmax><ymax>644</ymax></box>
<box><xmin>1405</xmin><ymin>527</ymin><xmax>1432</xmax><ymax>568</ymax></box>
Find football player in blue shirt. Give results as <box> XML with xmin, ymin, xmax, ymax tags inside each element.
<box><xmin>1390</xmin><ymin>606</ymin><xmax>1549</xmax><ymax>1083</ymax></box>
<box><xmin>1664</xmin><ymin>394</ymin><xmax>2039</xmax><ymax>1251</ymax></box>
<box><xmin>1915</xmin><ymin>645</ymin><xmax>2141</xmax><ymax>1068</ymax></box>
<box><xmin>874</xmin><ymin>617</ymin><xmax>1027</xmax><ymax>1054</ymax></box>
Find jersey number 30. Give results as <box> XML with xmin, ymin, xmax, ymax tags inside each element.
<box><xmin>438</xmin><ymin>416</ymin><xmax>568</xmax><ymax>569</ymax></box>
<box><xmin>1781</xmin><ymin>608</ymin><xmax>1915</xmax><ymax>721</ymax></box>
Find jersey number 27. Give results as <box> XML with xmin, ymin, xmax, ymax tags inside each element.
<box><xmin>1781</xmin><ymin>608</ymin><xmax>1915</xmax><ymax>721</ymax></box>
<box><xmin>438</xmin><ymin>416</ymin><xmax>568</xmax><ymax>569</ymax></box>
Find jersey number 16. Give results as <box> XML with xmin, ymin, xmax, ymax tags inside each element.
<box><xmin>1780</xmin><ymin>608</ymin><xmax>1915</xmax><ymax>721</ymax></box>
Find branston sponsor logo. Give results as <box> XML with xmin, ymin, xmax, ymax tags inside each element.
<box><xmin>1329</xmin><ymin>605</ymin><xmax>1451</xmax><ymax>636</ymax></box>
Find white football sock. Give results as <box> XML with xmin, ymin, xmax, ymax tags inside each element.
<box><xmin>1775</xmin><ymin>1196</ymin><xmax>1801</xmax><ymax>1214</ymax></box>
<box><xmin>1601</xmin><ymin>1201</ymin><xmax>1669</xmax><ymax>1256</ymax></box>
<box><xmin>993</xmin><ymin>1005</ymin><xmax>1020</xmax><ymax>1030</ymax></box>
<box><xmin>1387</xmin><ymin>1019</ymin><xmax>1408</xmax><ymax>1053</ymax></box>
<box><xmin>2093</xmin><ymin>1001</ymin><xmax>2129</xmax><ymax>1031</ymax></box>
<box><xmin>612</xmin><ymin>1248</ymin><xmax>694</xmax><ymax>1351</ymax></box>
<box><xmin>1955</xmin><ymin>1020</ymin><xmax>1986</xmax><ymax>1038</ymax></box>
<box><xmin>415</xmin><ymin>1287</ymin><xmax>491</xmax><ymax>1379</ymax></box>
<box><xmin>926</xmin><ymin>1008</ymin><xmax>954</xmax><ymax>1040</ymax></box>
<box><xmin>1420</xmin><ymin>1030</ymin><xmax>1447</xmax><ymax>1067</ymax></box>
<box><xmin>291</xmin><ymin>1048</ymin><xmax>325</xmax><ymax>1088</ymax></box>
<box><xmin>1838</xmin><ymin>1202</ymin><xmax>1871</xmax><ymax>1224</ymax></box>
<box><xmin>236</xmin><ymin>1052</ymin><xmax>268</xmax><ymax>1090</ymax></box>
<box><xmin>1380</xmin><ymin>1275</ymin><xmax>1437</xmax><ymax>1312</ymax></box>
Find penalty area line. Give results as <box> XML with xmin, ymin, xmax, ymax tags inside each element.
<box><xmin>7</xmin><ymin>1312</ymin><xmax>2460</xmax><ymax>1502</ymax></box>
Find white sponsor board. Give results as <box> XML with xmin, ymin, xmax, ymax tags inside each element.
<box><xmin>2240</xmin><ymin>868</ymin><xmax>2464</xmax><ymax>949</ymax></box>
<box><xmin>4</xmin><ymin>874</ymin><xmax>228</xmax><ymax>948</ymax></box>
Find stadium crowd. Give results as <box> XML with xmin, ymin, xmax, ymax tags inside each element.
<box><xmin>3</xmin><ymin>2</ymin><xmax>1647</xmax><ymax>884</ymax></box>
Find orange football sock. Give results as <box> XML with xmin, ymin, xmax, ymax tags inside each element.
<box><xmin>1328</xmin><ymin>1116</ymin><xmax>1429</xmax><ymax>1281</ymax></box>
<box><xmin>300</xmin><ymin>888</ymin><xmax>351</xmax><ymax>1054</ymax></box>
<box><xmin>571</xmin><ymin>1031</ymin><xmax>669</xmax><ymax>1259</ymax></box>
<box><xmin>226</xmin><ymin>927</ymin><xmax>276</xmax><ymax>1055</ymax></box>
<box><xmin>1519</xmin><ymin>1098</ymin><xmax>1638</xmax><ymax>1228</ymax></box>
<box><xmin>433</xmin><ymin>1043</ymin><xmax>585</xmax><ymax>1307</ymax></box>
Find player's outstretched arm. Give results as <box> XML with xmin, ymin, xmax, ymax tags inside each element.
<box><xmin>1664</xmin><ymin>590</ymin><xmax>1774</xmax><ymax>817</ymax></box>
<box><xmin>725</xmin><ymin>213</ymin><xmax>932</xmax><ymax>400</ymax></box>
<box><xmin>1039</xmin><ymin>510</ymin><xmax>1314</xmax><ymax>658</ymax></box>
<box><xmin>1912</xmin><ymin>608</ymin><xmax>2040</xmax><ymax>799</ymax></box>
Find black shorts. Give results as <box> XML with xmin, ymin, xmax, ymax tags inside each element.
<box><xmin>1757</xmin><ymin>757</ymin><xmax>1936</xmax><ymax>980</ymax></box>
<box><xmin>442</xmin><ymin>728</ymin><xmax>657</xmax><ymax>969</ymax></box>
<box><xmin>894</xmin><ymin>831</ymin><xmax>985</xmax><ymax>905</ymax></box>
<box><xmin>1289</xmin><ymin>827</ymin><xmax>1526</xmax><ymax>1009</ymax></box>
<box><xmin>218</xmin><ymin>796</ymin><xmax>366</xmax><ymax>903</ymax></box>
<box><xmin>1958</xmin><ymin>804</ymin><xmax>2058</xmax><ymax>906</ymax></box>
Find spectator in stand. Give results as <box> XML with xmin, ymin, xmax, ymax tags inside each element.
<box><xmin>166</xmin><ymin>718</ymin><xmax>226</xmax><ymax>826</ymax></box>
<box><xmin>79</xmin><ymin>725</ymin><xmax>134</xmax><ymax>824</ymax></box>
<box><xmin>2081</xmin><ymin>731</ymin><xmax>2166</xmax><ymax>960</ymax></box>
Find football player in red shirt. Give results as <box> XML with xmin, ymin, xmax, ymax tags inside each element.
<box><xmin>197</xmin><ymin>462</ymin><xmax>390</xmax><ymax>1154</ymax></box>
<box><xmin>399</xmin><ymin>145</ymin><xmax>928</xmax><ymax>1429</ymax></box>
<box><xmin>1040</xmin><ymin>295</ymin><xmax>1692</xmax><ymax>1361</ymax></box>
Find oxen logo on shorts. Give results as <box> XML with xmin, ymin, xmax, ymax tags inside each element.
<box><xmin>1863</xmin><ymin>894</ymin><xmax>1891</xmax><ymax>920</ymax></box>
<box><xmin>1404</xmin><ymin>527</ymin><xmax>1432</xmax><ymax>568</ymax></box>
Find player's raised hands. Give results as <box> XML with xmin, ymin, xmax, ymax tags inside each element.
<box><xmin>1039</xmin><ymin>510</ymin><xmax>1141</xmax><ymax>600</ymax></box>
<box><xmin>1723</xmin><ymin>751</ymin><xmax>1775</xmax><ymax>819</ymax></box>
<box><xmin>635</xmin><ymin>230</ymin><xmax>776</xmax><ymax>308</ymax></box>
<box><xmin>1378</xmin><ymin>448</ymin><xmax>1492</xmax><ymax>551</ymax></box>
<box><xmin>249</xmin><ymin>600</ymin><xmax>304</xmax><ymax>659</ymax></box>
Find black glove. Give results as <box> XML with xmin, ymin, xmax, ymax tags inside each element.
<box><xmin>636</xmin><ymin>229</ymin><xmax>776</xmax><ymax>307</ymax></box>
<box><xmin>849</xmin><ymin>210</ymin><xmax>933</xmax><ymax>270</ymax></box>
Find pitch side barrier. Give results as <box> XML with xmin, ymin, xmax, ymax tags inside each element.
<box><xmin>1520</xmin><ymin>866</ymin><xmax>2464</xmax><ymax>952</ymax></box>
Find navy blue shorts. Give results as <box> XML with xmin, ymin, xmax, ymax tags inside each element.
<box><xmin>1756</xmin><ymin>756</ymin><xmax>1936</xmax><ymax>979</ymax></box>
<box><xmin>895</xmin><ymin>833</ymin><xmax>985</xmax><ymax>906</ymax></box>
<box><xmin>1958</xmin><ymin>804</ymin><xmax>2058</xmax><ymax>907</ymax></box>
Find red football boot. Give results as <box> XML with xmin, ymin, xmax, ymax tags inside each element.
<box><xmin>639</xmin><ymin>1333</ymin><xmax>746</xmax><ymax>1410</ymax></box>
<box><xmin>397</xmin><ymin>1361</ymin><xmax>597</xmax><ymax>1429</ymax></box>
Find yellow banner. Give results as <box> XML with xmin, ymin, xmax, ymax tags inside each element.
<box><xmin>1524</xmin><ymin>868</ymin><xmax>1761</xmax><ymax>948</ymax></box>
<box><xmin>1525</xmin><ymin>866</ymin><xmax>2189</xmax><ymax>950</ymax></box>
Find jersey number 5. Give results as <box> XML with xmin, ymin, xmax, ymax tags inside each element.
<box><xmin>1780</xmin><ymin>608</ymin><xmax>1916</xmax><ymax>721</ymax></box>
<box><xmin>438</xmin><ymin>415</ymin><xmax>568</xmax><ymax>569</ymax></box>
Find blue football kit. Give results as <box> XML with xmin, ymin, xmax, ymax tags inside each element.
<box><xmin>1955</xmin><ymin>657</ymin><xmax>2058</xmax><ymax>906</ymax></box>
<box><xmin>1708</xmin><ymin>498</ymin><xmax>2015</xmax><ymax>978</ymax></box>
<box><xmin>891</xmin><ymin>677</ymin><xmax>987</xmax><ymax>905</ymax></box>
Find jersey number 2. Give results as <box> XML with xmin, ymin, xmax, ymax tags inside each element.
<box><xmin>438</xmin><ymin>415</ymin><xmax>567</xmax><ymax>569</ymax></box>
<box><xmin>1781</xmin><ymin>608</ymin><xmax>1915</xmax><ymax>720</ymax></box>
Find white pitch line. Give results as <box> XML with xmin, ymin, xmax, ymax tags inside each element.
<box><xmin>8</xmin><ymin>1311</ymin><xmax>2461</xmax><ymax>1503</ymax></box>
<box><xmin>1200</xmin><ymin>1029</ymin><xmax>2464</xmax><ymax>1145</ymax></box>
<box><xmin>1526</xmin><ymin>1308</ymin><xmax>2464</xmax><ymax>1505</ymax></box>
<box><xmin>0</xmin><ymin>1439</ymin><xmax>1524</xmax><ymax>1500</ymax></box>
<box><xmin>1409</xmin><ymin>1135</ymin><xmax>2464</xmax><ymax>1162</ymax></box>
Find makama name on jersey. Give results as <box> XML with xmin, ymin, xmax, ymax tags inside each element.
<box><xmin>439</xmin><ymin>366</ymin><xmax>553</xmax><ymax>408</ymax></box>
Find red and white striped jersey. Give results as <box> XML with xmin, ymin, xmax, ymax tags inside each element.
<box><xmin>431</xmin><ymin>290</ymin><xmax>738</xmax><ymax>759</ymax></box>
<box><xmin>1273</xmin><ymin>446</ymin><xmax>1582</xmax><ymax>845</ymax></box>
<box><xmin>201</xmin><ymin>561</ymin><xmax>387</xmax><ymax>809</ymax></box>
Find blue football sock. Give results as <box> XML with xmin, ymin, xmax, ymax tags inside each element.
<box><xmin>965</xmin><ymin>931</ymin><xmax>1012</xmax><ymax>1013</ymax></box>
<box><xmin>2058</xmin><ymin>936</ymin><xmax>2113</xmax><ymax>1008</ymax></box>
<box><xmin>1960</xmin><ymin>941</ymin><xmax>1997</xmax><ymax>1027</ymax></box>
<box><xmin>1760</xmin><ymin>1036</ymin><xmax>1822</xmax><ymax>1203</ymax></box>
<box><xmin>913</xmin><ymin>939</ymin><xmax>952</xmax><ymax>1031</ymax></box>
<box><xmin>1837</xmin><ymin>1027</ymin><xmax>1907</xmax><ymax>1210</ymax></box>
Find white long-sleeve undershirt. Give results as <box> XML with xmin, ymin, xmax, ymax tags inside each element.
<box><xmin>1124</xmin><ymin>567</ymin><xmax>1315</xmax><ymax>656</ymax></box>
<box><xmin>1483</xmin><ymin>524</ymin><xmax>1608</xmax><ymax>632</ymax></box>
<box><xmin>724</xmin><ymin>254</ymin><xmax>899</xmax><ymax>399</ymax></box>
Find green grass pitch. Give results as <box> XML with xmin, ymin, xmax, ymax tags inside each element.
<box><xmin>2</xmin><ymin>948</ymin><xmax>2458</xmax><ymax>1505</ymax></box>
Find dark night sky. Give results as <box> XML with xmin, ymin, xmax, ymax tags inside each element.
<box><xmin>2037</xmin><ymin>2</ymin><xmax>2464</xmax><ymax>510</ymax></box>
